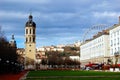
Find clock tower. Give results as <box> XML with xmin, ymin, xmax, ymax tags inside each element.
<box><xmin>25</xmin><ymin>14</ymin><xmax>36</xmax><ymax>69</ymax></box>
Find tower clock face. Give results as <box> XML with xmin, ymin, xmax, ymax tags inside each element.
<box><xmin>29</xmin><ymin>44</ymin><xmax>31</xmax><ymax>47</ymax></box>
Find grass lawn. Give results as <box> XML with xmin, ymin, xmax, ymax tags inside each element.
<box><xmin>25</xmin><ymin>70</ymin><xmax>120</xmax><ymax>80</ymax></box>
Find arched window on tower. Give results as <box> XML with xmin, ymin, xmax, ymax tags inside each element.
<box><xmin>29</xmin><ymin>37</ymin><xmax>31</xmax><ymax>42</ymax></box>
<box><xmin>26</xmin><ymin>29</ymin><xmax>28</xmax><ymax>34</ymax></box>
<box><xmin>26</xmin><ymin>38</ymin><xmax>28</xmax><ymax>42</ymax></box>
<box><xmin>30</xmin><ymin>29</ymin><xmax>31</xmax><ymax>34</ymax></box>
<box><xmin>33</xmin><ymin>37</ymin><xmax>35</xmax><ymax>42</ymax></box>
<box><xmin>33</xmin><ymin>29</ymin><xmax>35</xmax><ymax>34</ymax></box>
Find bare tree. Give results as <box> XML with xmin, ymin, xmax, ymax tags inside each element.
<box><xmin>0</xmin><ymin>26</ymin><xmax>20</xmax><ymax>74</ymax></box>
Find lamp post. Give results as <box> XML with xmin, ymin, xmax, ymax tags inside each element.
<box><xmin>0</xmin><ymin>58</ymin><xmax>1</xmax><ymax>73</ymax></box>
<box><xmin>114</xmin><ymin>52</ymin><xmax>119</xmax><ymax>66</ymax></box>
<box><xmin>0</xmin><ymin>58</ymin><xmax>2</xmax><ymax>61</ymax></box>
<box><xmin>6</xmin><ymin>60</ymin><xmax>9</xmax><ymax>63</ymax></box>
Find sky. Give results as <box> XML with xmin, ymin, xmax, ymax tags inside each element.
<box><xmin>0</xmin><ymin>0</ymin><xmax>120</xmax><ymax>48</ymax></box>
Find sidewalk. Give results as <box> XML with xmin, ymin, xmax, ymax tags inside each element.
<box><xmin>0</xmin><ymin>70</ymin><xmax>28</xmax><ymax>80</ymax></box>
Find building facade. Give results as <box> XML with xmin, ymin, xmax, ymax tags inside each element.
<box><xmin>69</xmin><ymin>56</ymin><xmax>80</xmax><ymax>61</ymax></box>
<box><xmin>109</xmin><ymin>24</ymin><xmax>120</xmax><ymax>64</ymax></box>
<box><xmin>80</xmin><ymin>30</ymin><xmax>110</xmax><ymax>65</ymax></box>
<box><xmin>25</xmin><ymin>14</ymin><xmax>36</xmax><ymax>69</ymax></box>
<box><xmin>17</xmin><ymin>48</ymin><xmax>25</xmax><ymax>65</ymax></box>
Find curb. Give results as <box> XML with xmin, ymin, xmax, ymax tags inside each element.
<box><xmin>19</xmin><ymin>71</ymin><xmax>29</xmax><ymax>80</ymax></box>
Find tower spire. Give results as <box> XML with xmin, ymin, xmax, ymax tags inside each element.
<box><xmin>26</xmin><ymin>13</ymin><xmax>36</xmax><ymax>27</ymax></box>
<box><xmin>29</xmin><ymin>14</ymin><xmax>33</xmax><ymax>21</ymax></box>
<box><xmin>29</xmin><ymin>9</ymin><xmax>32</xmax><ymax>15</ymax></box>
<box><xmin>29</xmin><ymin>9</ymin><xmax>32</xmax><ymax>21</ymax></box>
<box><xmin>30</xmin><ymin>10</ymin><xmax>32</xmax><ymax>16</ymax></box>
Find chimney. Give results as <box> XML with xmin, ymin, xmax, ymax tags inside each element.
<box><xmin>119</xmin><ymin>16</ymin><xmax>120</xmax><ymax>24</ymax></box>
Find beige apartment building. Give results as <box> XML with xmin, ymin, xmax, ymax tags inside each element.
<box><xmin>109</xmin><ymin>24</ymin><xmax>120</xmax><ymax>64</ymax></box>
<box><xmin>80</xmin><ymin>30</ymin><xmax>110</xmax><ymax>65</ymax></box>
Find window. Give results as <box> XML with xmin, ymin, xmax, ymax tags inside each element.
<box><xmin>115</xmin><ymin>48</ymin><xmax>116</xmax><ymax>52</ymax></box>
<box><xmin>114</xmin><ymin>32</ymin><xmax>116</xmax><ymax>37</ymax></box>
<box><xmin>117</xmin><ymin>38</ymin><xmax>119</xmax><ymax>45</ymax></box>
<box><xmin>111</xmin><ymin>49</ymin><xmax>113</xmax><ymax>55</ymax></box>
<box><xmin>111</xmin><ymin>40</ymin><xmax>113</xmax><ymax>46</ymax></box>
<box><xmin>111</xmin><ymin>34</ymin><xmax>112</xmax><ymax>38</ymax></box>
<box><xmin>29</xmin><ymin>50</ymin><xmax>31</xmax><ymax>52</ymax></box>
<box><xmin>114</xmin><ymin>39</ymin><xmax>116</xmax><ymax>46</ymax></box>
<box><xmin>117</xmin><ymin>31</ymin><xmax>119</xmax><ymax>35</ymax></box>
<box><xmin>33</xmin><ymin>37</ymin><xmax>35</xmax><ymax>42</ymax></box>
<box><xmin>29</xmin><ymin>37</ymin><xmax>31</xmax><ymax>42</ymax></box>
<box><xmin>30</xmin><ymin>29</ymin><xmax>31</xmax><ymax>34</ymax></box>
<box><xmin>33</xmin><ymin>29</ymin><xmax>35</xmax><ymax>34</ymax></box>
<box><xmin>26</xmin><ymin>38</ymin><xmax>28</xmax><ymax>42</ymax></box>
<box><xmin>118</xmin><ymin>47</ymin><xmax>120</xmax><ymax>51</ymax></box>
<box><xmin>29</xmin><ymin>44</ymin><xmax>31</xmax><ymax>47</ymax></box>
<box><xmin>26</xmin><ymin>29</ymin><xmax>28</xmax><ymax>34</ymax></box>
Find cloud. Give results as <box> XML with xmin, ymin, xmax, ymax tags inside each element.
<box><xmin>93</xmin><ymin>11</ymin><xmax>120</xmax><ymax>18</ymax></box>
<box><xmin>1</xmin><ymin>0</ymin><xmax>51</xmax><ymax>4</ymax></box>
<box><xmin>1</xmin><ymin>0</ymin><xmax>120</xmax><ymax>48</ymax></box>
<box><xmin>0</xmin><ymin>23</ymin><xmax>24</xmax><ymax>38</ymax></box>
<box><xmin>0</xmin><ymin>10</ymin><xmax>80</xmax><ymax>27</ymax></box>
<box><xmin>0</xmin><ymin>11</ymin><xmax>28</xmax><ymax>19</ymax></box>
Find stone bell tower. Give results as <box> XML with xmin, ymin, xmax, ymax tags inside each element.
<box><xmin>25</xmin><ymin>14</ymin><xmax>36</xmax><ymax>69</ymax></box>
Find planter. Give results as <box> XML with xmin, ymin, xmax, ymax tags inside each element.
<box><xmin>115</xmin><ymin>68</ymin><xmax>119</xmax><ymax>72</ymax></box>
<box><xmin>109</xmin><ymin>68</ymin><xmax>114</xmax><ymax>72</ymax></box>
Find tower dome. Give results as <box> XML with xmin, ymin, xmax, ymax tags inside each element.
<box><xmin>10</xmin><ymin>34</ymin><xmax>17</xmax><ymax>48</ymax></box>
<box><xmin>25</xmin><ymin>14</ymin><xmax>36</xmax><ymax>27</ymax></box>
<box><xmin>29</xmin><ymin>14</ymin><xmax>33</xmax><ymax>19</ymax></box>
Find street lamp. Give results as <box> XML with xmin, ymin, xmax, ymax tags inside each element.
<box><xmin>6</xmin><ymin>60</ymin><xmax>9</xmax><ymax>63</ymax></box>
<box><xmin>114</xmin><ymin>52</ymin><xmax>119</xmax><ymax>65</ymax></box>
<box><xmin>0</xmin><ymin>58</ymin><xmax>1</xmax><ymax>61</ymax></box>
